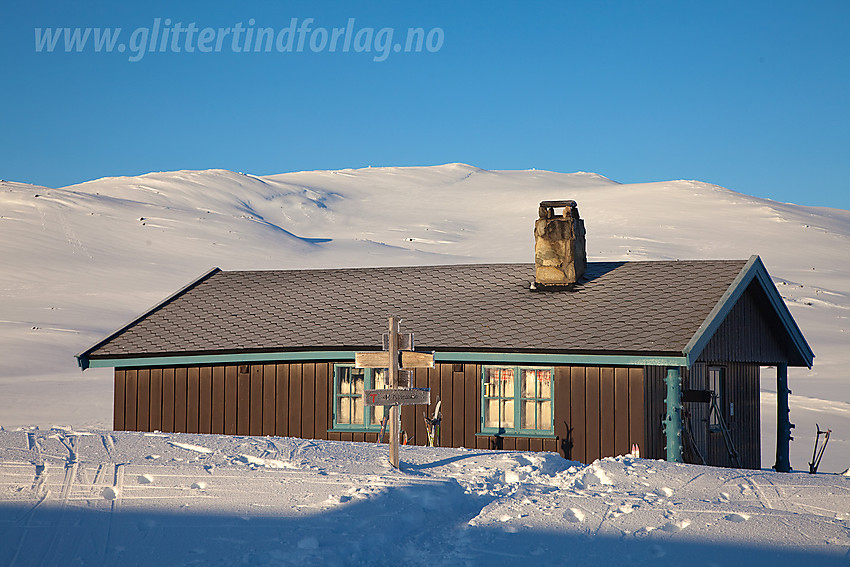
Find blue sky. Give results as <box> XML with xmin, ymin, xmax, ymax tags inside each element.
<box><xmin>2</xmin><ymin>1</ymin><xmax>849</xmax><ymax>209</ymax></box>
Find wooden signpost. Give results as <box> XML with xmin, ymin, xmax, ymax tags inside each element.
<box><xmin>355</xmin><ymin>316</ymin><xmax>433</xmax><ymax>468</ymax></box>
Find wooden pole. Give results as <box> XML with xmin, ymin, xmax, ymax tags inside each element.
<box><xmin>388</xmin><ymin>316</ymin><xmax>400</xmax><ymax>468</ymax></box>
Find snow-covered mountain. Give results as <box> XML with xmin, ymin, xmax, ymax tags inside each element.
<box><xmin>2</xmin><ymin>164</ymin><xmax>848</xmax><ymax>471</ymax></box>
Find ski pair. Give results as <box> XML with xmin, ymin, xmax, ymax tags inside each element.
<box><xmin>375</xmin><ymin>412</ymin><xmax>413</xmax><ymax>445</ymax></box>
<box><xmin>424</xmin><ymin>399</ymin><xmax>442</xmax><ymax>447</ymax></box>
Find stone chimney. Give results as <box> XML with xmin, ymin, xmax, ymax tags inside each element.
<box><xmin>534</xmin><ymin>200</ymin><xmax>587</xmax><ymax>286</ymax></box>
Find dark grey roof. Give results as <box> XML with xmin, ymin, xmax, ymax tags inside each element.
<box><xmin>83</xmin><ymin>260</ymin><xmax>750</xmax><ymax>359</ymax></box>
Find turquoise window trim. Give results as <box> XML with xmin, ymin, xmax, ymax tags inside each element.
<box><xmin>480</xmin><ymin>365</ymin><xmax>555</xmax><ymax>437</ymax></box>
<box><xmin>332</xmin><ymin>364</ymin><xmax>387</xmax><ymax>432</ymax></box>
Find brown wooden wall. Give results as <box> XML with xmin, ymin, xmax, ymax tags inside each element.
<box><xmin>114</xmin><ymin>363</ymin><xmax>334</xmax><ymax>438</ymax></box>
<box><xmin>706</xmin><ymin>362</ymin><xmax>761</xmax><ymax>469</ymax></box>
<box><xmin>644</xmin><ymin>363</ymin><xmax>761</xmax><ymax>469</ymax></box>
<box><xmin>535</xmin><ymin>366</ymin><xmax>645</xmax><ymax>464</ymax></box>
<box><xmin>115</xmin><ymin>362</ymin><xmax>646</xmax><ymax>463</ymax></box>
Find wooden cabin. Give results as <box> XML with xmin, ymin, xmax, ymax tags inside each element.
<box><xmin>77</xmin><ymin>201</ymin><xmax>813</xmax><ymax>470</ymax></box>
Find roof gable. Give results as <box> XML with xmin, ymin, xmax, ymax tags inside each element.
<box><xmin>683</xmin><ymin>256</ymin><xmax>814</xmax><ymax>368</ymax></box>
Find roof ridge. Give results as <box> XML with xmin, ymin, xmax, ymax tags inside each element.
<box><xmin>216</xmin><ymin>259</ymin><xmax>749</xmax><ymax>274</ymax></box>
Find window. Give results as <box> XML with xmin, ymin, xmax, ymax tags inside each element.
<box><xmin>482</xmin><ymin>366</ymin><xmax>553</xmax><ymax>435</ymax></box>
<box><xmin>708</xmin><ymin>366</ymin><xmax>724</xmax><ymax>431</ymax></box>
<box><xmin>333</xmin><ymin>365</ymin><xmax>388</xmax><ymax>430</ymax></box>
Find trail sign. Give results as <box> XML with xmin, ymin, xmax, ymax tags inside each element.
<box><xmin>400</xmin><ymin>351</ymin><xmax>434</xmax><ymax>369</ymax></box>
<box><xmin>355</xmin><ymin>351</ymin><xmax>434</xmax><ymax>369</ymax></box>
<box><xmin>364</xmin><ymin>388</ymin><xmax>430</xmax><ymax>406</ymax></box>
<box><xmin>354</xmin><ymin>316</ymin><xmax>433</xmax><ymax>469</ymax></box>
<box><xmin>383</xmin><ymin>332</ymin><xmax>413</xmax><ymax>351</ymax></box>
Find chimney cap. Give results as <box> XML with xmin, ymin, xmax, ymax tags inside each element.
<box><xmin>539</xmin><ymin>200</ymin><xmax>577</xmax><ymax>208</ymax></box>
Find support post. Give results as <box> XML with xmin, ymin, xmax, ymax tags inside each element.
<box><xmin>387</xmin><ymin>316</ymin><xmax>400</xmax><ymax>469</ymax></box>
<box><xmin>774</xmin><ymin>363</ymin><xmax>793</xmax><ymax>472</ymax></box>
<box><xmin>664</xmin><ymin>367</ymin><xmax>683</xmax><ymax>463</ymax></box>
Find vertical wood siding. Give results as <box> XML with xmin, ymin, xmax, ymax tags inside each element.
<box><xmin>199</xmin><ymin>366</ymin><xmax>212</xmax><ymax>434</ymax></box>
<box><xmin>137</xmin><ymin>369</ymin><xmax>150</xmax><ymax>432</ymax></box>
<box><xmin>705</xmin><ymin>362</ymin><xmax>761</xmax><ymax>469</ymax></box>
<box><xmin>149</xmin><ymin>369</ymin><xmax>162</xmax><ymax>432</ymax></box>
<box><xmin>162</xmin><ymin>368</ymin><xmax>175</xmax><ymax>433</ymax></box>
<box><xmin>600</xmin><ymin>368</ymin><xmax>615</xmax><ymax>459</ymax></box>
<box><xmin>643</xmin><ymin>366</ymin><xmax>666</xmax><ymax>460</ymax></box>
<box><xmin>114</xmin><ymin>362</ymin><xmax>645</xmax><ymax>463</ymax></box>
<box><xmin>585</xmin><ymin>367</ymin><xmax>601</xmax><ymax>462</ymax></box>
<box><xmin>211</xmin><ymin>366</ymin><xmax>225</xmax><ymax>434</ymax></box>
<box><xmin>223</xmin><ymin>366</ymin><xmax>237</xmax><ymax>435</ymax></box>
<box><xmin>698</xmin><ymin>283</ymin><xmax>793</xmax><ymax>365</ymax></box>
<box><xmin>644</xmin><ymin>363</ymin><xmax>761</xmax><ymax>469</ymax></box>
<box><xmin>288</xmin><ymin>364</ymin><xmax>302</xmax><ymax>437</ymax></box>
<box><xmin>113</xmin><ymin>370</ymin><xmax>125</xmax><ymax>431</ymax></box>
<box><xmin>186</xmin><ymin>367</ymin><xmax>199</xmax><ymax>434</ymax></box>
<box><xmin>553</xmin><ymin>366</ymin><xmax>572</xmax><ymax>458</ymax></box>
<box><xmin>174</xmin><ymin>368</ymin><xmax>187</xmax><ymax>433</ymax></box>
<box><xmin>685</xmin><ymin>363</ymin><xmax>708</xmax><ymax>463</ymax></box>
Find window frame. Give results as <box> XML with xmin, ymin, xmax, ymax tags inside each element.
<box><xmin>480</xmin><ymin>365</ymin><xmax>555</xmax><ymax>437</ymax></box>
<box><xmin>708</xmin><ymin>365</ymin><xmax>724</xmax><ymax>432</ymax></box>
<box><xmin>331</xmin><ymin>364</ymin><xmax>389</xmax><ymax>431</ymax></box>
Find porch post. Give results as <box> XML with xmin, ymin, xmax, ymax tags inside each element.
<box><xmin>774</xmin><ymin>363</ymin><xmax>793</xmax><ymax>472</ymax></box>
<box><xmin>664</xmin><ymin>367</ymin><xmax>683</xmax><ymax>463</ymax></box>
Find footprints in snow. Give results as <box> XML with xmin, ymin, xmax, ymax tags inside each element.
<box><xmin>564</xmin><ymin>508</ymin><xmax>585</xmax><ymax>523</ymax></box>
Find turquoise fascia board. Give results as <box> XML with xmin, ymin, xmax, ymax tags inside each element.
<box><xmin>683</xmin><ymin>255</ymin><xmax>814</xmax><ymax>368</ymax></box>
<box><xmin>85</xmin><ymin>350</ymin><xmax>688</xmax><ymax>370</ymax></box>
<box><xmin>87</xmin><ymin>350</ymin><xmax>358</xmax><ymax>368</ymax></box>
<box><xmin>436</xmin><ymin>352</ymin><xmax>687</xmax><ymax>367</ymax></box>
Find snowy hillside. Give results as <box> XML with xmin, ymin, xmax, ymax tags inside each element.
<box><xmin>1</xmin><ymin>164</ymin><xmax>848</xmax><ymax>471</ymax></box>
<box><xmin>1</xmin><ymin>428</ymin><xmax>848</xmax><ymax>565</ymax></box>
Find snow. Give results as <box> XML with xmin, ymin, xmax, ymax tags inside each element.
<box><xmin>1</xmin><ymin>428</ymin><xmax>848</xmax><ymax>565</ymax></box>
<box><xmin>1</xmin><ymin>163</ymin><xmax>849</xmax><ymax>473</ymax></box>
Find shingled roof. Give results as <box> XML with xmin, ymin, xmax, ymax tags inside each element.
<box><xmin>81</xmin><ymin>260</ymin><xmax>754</xmax><ymax>361</ymax></box>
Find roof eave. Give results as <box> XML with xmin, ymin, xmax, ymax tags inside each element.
<box><xmin>83</xmin><ymin>349</ymin><xmax>690</xmax><ymax>369</ymax></box>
